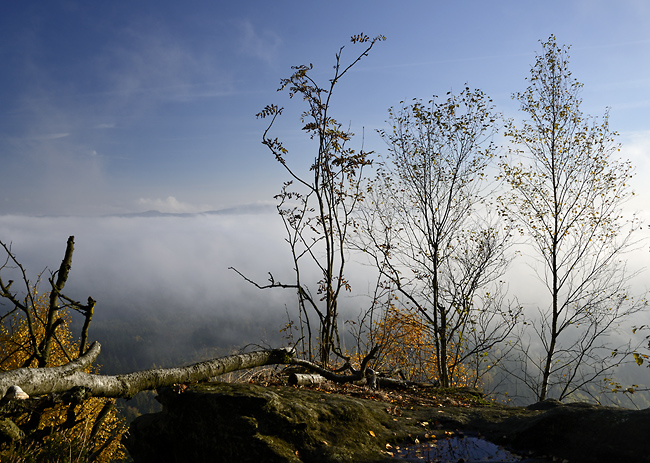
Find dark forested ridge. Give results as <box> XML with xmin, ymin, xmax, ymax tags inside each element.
<box><xmin>74</xmin><ymin>308</ymin><xmax>282</xmax><ymax>375</ymax></box>
<box><xmin>76</xmin><ymin>308</ymin><xmax>650</xmax><ymax>410</ymax></box>
<box><xmin>67</xmin><ymin>307</ymin><xmax>286</xmax><ymax>423</ymax></box>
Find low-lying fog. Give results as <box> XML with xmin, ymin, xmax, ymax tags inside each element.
<box><xmin>0</xmin><ymin>209</ymin><xmax>292</xmax><ymax>313</ymax></box>
<box><xmin>0</xmin><ymin>209</ymin><xmax>648</xmax><ymax>406</ymax></box>
<box><xmin>0</xmin><ymin>209</ymin><xmax>381</xmax><ymax>372</ymax></box>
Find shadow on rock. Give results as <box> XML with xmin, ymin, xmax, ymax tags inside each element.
<box><xmin>124</xmin><ymin>382</ymin><xmax>650</xmax><ymax>463</ymax></box>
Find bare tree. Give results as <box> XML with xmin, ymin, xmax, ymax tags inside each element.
<box><xmin>498</xmin><ymin>35</ymin><xmax>644</xmax><ymax>401</ymax></box>
<box><xmin>232</xmin><ymin>33</ymin><xmax>385</xmax><ymax>365</ymax></box>
<box><xmin>355</xmin><ymin>88</ymin><xmax>519</xmax><ymax>388</ymax></box>
<box><xmin>0</xmin><ymin>236</ymin><xmax>95</xmax><ymax>367</ymax></box>
<box><xmin>0</xmin><ymin>237</ymin><xmax>119</xmax><ymax>459</ymax></box>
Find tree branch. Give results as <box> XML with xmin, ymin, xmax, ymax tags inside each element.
<box><xmin>1</xmin><ymin>344</ymin><xmax>298</xmax><ymax>399</ymax></box>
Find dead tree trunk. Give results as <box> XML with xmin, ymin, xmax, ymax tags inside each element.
<box><xmin>0</xmin><ymin>343</ymin><xmax>390</xmax><ymax>402</ymax></box>
<box><xmin>0</xmin><ymin>343</ymin><xmax>296</xmax><ymax>400</ymax></box>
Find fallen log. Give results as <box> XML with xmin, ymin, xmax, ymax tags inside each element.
<box><xmin>287</xmin><ymin>373</ymin><xmax>327</xmax><ymax>386</ymax></box>
<box><xmin>0</xmin><ymin>342</ymin><xmax>436</xmax><ymax>402</ymax></box>
<box><xmin>376</xmin><ymin>376</ymin><xmax>440</xmax><ymax>390</ymax></box>
<box><xmin>1</xmin><ymin>342</ymin><xmax>410</xmax><ymax>402</ymax></box>
<box><xmin>286</xmin><ymin>345</ymin><xmax>381</xmax><ymax>386</ymax></box>
<box><xmin>0</xmin><ymin>343</ymin><xmax>296</xmax><ymax>400</ymax></box>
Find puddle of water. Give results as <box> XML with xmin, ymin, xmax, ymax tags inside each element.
<box><xmin>391</xmin><ymin>434</ymin><xmax>533</xmax><ymax>462</ymax></box>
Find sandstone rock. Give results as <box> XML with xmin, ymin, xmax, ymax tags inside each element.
<box><xmin>125</xmin><ymin>382</ymin><xmax>405</xmax><ymax>463</ymax></box>
<box><xmin>431</xmin><ymin>400</ymin><xmax>650</xmax><ymax>462</ymax></box>
<box><xmin>125</xmin><ymin>382</ymin><xmax>650</xmax><ymax>463</ymax></box>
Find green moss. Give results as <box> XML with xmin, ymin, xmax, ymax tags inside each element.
<box><xmin>125</xmin><ymin>382</ymin><xmax>650</xmax><ymax>463</ymax></box>
<box><xmin>254</xmin><ymin>434</ymin><xmax>301</xmax><ymax>462</ymax></box>
<box><xmin>431</xmin><ymin>386</ymin><xmax>494</xmax><ymax>406</ymax></box>
<box><xmin>126</xmin><ymin>383</ymin><xmax>403</xmax><ymax>462</ymax></box>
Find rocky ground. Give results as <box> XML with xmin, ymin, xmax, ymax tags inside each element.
<box><xmin>124</xmin><ymin>371</ymin><xmax>650</xmax><ymax>463</ymax></box>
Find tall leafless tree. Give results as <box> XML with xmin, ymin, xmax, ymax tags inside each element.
<box><xmin>499</xmin><ymin>35</ymin><xmax>644</xmax><ymax>401</ymax></box>
<box><xmin>232</xmin><ymin>34</ymin><xmax>385</xmax><ymax>365</ymax></box>
<box><xmin>355</xmin><ymin>88</ymin><xmax>519</xmax><ymax>387</ymax></box>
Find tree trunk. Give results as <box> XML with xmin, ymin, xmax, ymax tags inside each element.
<box><xmin>0</xmin><ymin>342</ymin><xmax>295</xmax><ymax>400</ymax></box>
<box><xmin>287</xmin><ymin>373</ymin><xmax>326</xmax><ymax>386</ymax></box>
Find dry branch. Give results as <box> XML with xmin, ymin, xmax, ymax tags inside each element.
<box><xmin>0</xmin><ymin>343</ymin><xmax>295</xmax><ymax>399</ymax></box>
<box><xmin>0</xmin><ymin>341</ymin><xmax>408</xmax><ymax>405</ymax></box>
<box><xmin>287</xmin><ymin>373</ymin><xmax>326</xmax><ymax>387</ymax></box>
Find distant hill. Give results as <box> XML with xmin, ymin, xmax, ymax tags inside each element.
<box><xmin>110</xmin><ymin>203</ymin><xmax>276</xmax><ymax>218</ymax></box>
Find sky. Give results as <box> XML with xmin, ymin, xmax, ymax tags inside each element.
<box><xmin>1</xmin><ymin>0</ymin><xmax>649</xmax><ymax>216</ymax></box>
<box><xmin>0</xmin><ymin>2</ymin><xmax>649</xmax><ymax>391</ymax></box>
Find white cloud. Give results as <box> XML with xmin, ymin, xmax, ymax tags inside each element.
<box><xmin>237</xmin><ymin>20</ymin><xmax>281</xmax><ymax>66</ymax></box>
<box><xmin>33</xmin><ymin>132</ymin><xmax>70</xmax><ymax>140</ymax></box>
<box><xmin>136</xmin><ymin>196</ymin><xmax>212</xmax><ymax>214</ymax></box>
<box><xmin>100</xmin><ymin>23</ymin><xmax>235</xmax><ymax>105</ymax></box>
<box><xmin>621</xmin><ymin>130</ymin><xmax>650</xmax><ymax>172</ymax></box>
<box><xmin>0</xmin><ymin>214</ymin><xmax>295</xmax><ymax>319</ymax></box>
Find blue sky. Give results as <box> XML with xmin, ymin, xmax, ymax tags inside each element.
<box><xmin>1</xmin><ymin>0</ymin><xmax>649</xmax><ymax>215</ymax></box>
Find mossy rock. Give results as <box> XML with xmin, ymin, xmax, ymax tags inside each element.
<box><xmin>125</xmin><ymin>383</ymin><xmax>650</xmax><ymax>463</ymax></box>
<box><xmin>414</xmin><ymin>400</ymin><xmax>650</xmax><ymax>463</ymax></box>
<box><xmin>125</xmin><ymin>382</ymin><xmax>412</xmax><ymax>463</ymax></box>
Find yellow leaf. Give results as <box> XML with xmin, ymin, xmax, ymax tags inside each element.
<box><xmin>369</xmin><ymin>430</ymin><xmax>376</xmax><ymax>437</ymax></box>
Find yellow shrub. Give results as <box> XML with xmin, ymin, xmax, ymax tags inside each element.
<box><xmin>0</xmin><ymin>290</ymin><xmax>126</xmax><ymax>462</ymax></box>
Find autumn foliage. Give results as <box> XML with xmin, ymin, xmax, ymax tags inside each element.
<box><xmin>0</xmin><ymin>289</ymin><xmax>126</xmax><ymax>462</ymax></box>
<box><xmin>371</xmin><ymin>304</ymin><xmax>475</xmax><ymax>387</ymax></box>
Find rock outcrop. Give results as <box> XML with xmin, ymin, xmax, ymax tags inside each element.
<box><xmin>435</xmin><ymin>399</ymin><xmax>650</xmax><ymax>463</ymax></box>
<box><xmin>124</xmin><ymin>382</ymin><xmax>650</xmax><ymax>463</ymax></box>
<box><xmin>125</xmin><ymin>382</ymin><xmax>402</xmax><ymax>463</ymax></box>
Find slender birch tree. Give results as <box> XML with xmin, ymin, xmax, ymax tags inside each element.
<box><xmin>357</xmin><ymin>88</ymin><xmax>518</xmax><ymax>387</ymax></box>
<box><xmin>499</xmin><ymin>35</ymin><xmax>642</xmax><ymax>401</ymax></box>
<box><xmin>233</xmin><ymin>34</ymin><xmax>384</xmax><ymax>365</ymax></box>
